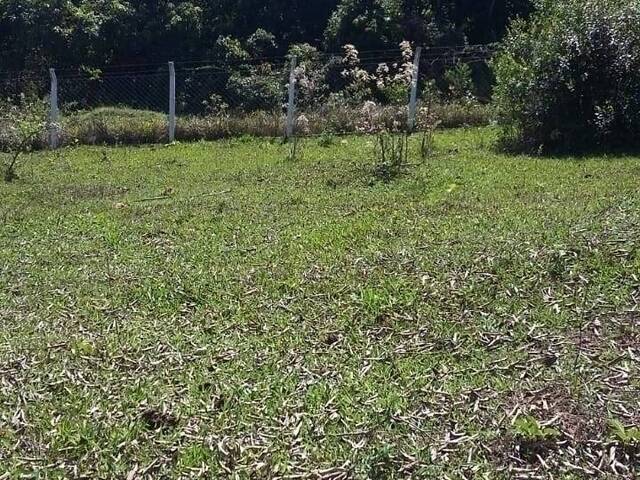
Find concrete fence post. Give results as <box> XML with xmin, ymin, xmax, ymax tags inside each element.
<box><xmin>407</xmin><ymin>46</ymin><xmax>422</xmax><ymax>132</ymax></box>
<box><xmin>49</xmin><ymin>68</ymin><xmax>59</xmax><ymax>149</ymax></box>
<box><xmin>168</xmin><ymin>61</ymin><xmax>176</xmax><ymax>143</ymax></box>
<box><xmin>285</xmin><ymin>56</ymin><xmax>297</xmax><ymax>140</ymax></box>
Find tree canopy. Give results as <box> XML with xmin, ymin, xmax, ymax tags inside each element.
<box><xmin>0</xmin><ymin>0</ymin><xmax>533</xmax><ymax>71</ymax></box>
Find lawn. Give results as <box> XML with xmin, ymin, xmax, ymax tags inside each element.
<box><xmin>1</xmin><ymin>128</ymin><xmax>638</xmax><ymax>478</ymax></box>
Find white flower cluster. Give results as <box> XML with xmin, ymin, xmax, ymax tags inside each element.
<box><xmin>341</xmin><ymin>41</ymin><xmax>415</xmax><ymax>95</ymax></box>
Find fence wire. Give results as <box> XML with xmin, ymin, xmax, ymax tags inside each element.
<box><xmin>58</xmin><ymin>72</ymin><xmax>169</xmax><ymax>113</ymax></box>
<box><xmin>0</xmin><ymin>45</ymin><xmax>496</xmax><ymax>148</ymax></box>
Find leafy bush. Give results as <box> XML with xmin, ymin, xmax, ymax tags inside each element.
<box><xmin>226</xmin><ymin>65</ymin><xmax>284</xmax><ymax>112</ymax></box>
<box><xmin>444</xmin><ymin>62</ymin><xmax>475</xmax><ymax>100</ymax></box>
<box><xmin>0</xmin><ymin>95</ymin><xmax>48</xmax><ymax>182</ymax></box>
<box><xmin>494</xmin><ymin>0</ymin><xmax>640</xmax><ymax>152</ymax></box>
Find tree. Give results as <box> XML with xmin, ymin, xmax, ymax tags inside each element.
<box><xmin>0</xmin><ymin>0</ymin><xmax>533</xmax><ymax>74</ymax></box>
<box><xmin>323</xmin><ymin>1</ymin><xmax>533</xmax><ymax>51</ymax></box>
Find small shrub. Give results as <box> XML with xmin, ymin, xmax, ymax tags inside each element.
<box><xmin>494</xmin><ymin>0</ymin><xmax>640</xmax><ymax>152</ymax></box>
<box><xmin>444</xmin><ymin>62</ymin><xmax>475</xmax><ymax>100</ymax></box>
<box><xmin>286</xmin><ymin>136</ymin><xmax>302</xmax><ymax>162</ymax></box>
<box><xmin>0</xmin><ymin>96</ymin><xmax>48</xmax><ymax>182</ymax></box>
<box><xmin>609</xmin><ymin>420</ymin><xmax>640</xmax><ymax>446</ymax></box>
<box><xmin>373</xmin><ymin>133</ymin><xmax>410</xmax><ymax>183</ymax></box>
<box><xmin>226</xmin><ymin>65</ymin><xmax>284</xmax><ymax>112</ymax></box>
<box><xmin>318</xmin><ymin>132</ymin><xmax>336</xmax><ymax>147</ymax></box>
<box><xmin>513</xmin><ymin>416</ymin><xmax>560</xmax><ymax>441</ymax></box>
<box><xmin>512</xmin><ymin>415</ymin><xmax>561</xmax><ymax>463</ymax></box>
<box><xmin>416</xmin><ymin>106</ymin><xmax>439</xmax><ymax>159</ymax></box>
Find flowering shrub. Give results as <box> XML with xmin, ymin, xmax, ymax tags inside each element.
<box><xmin>341</xmin><ymin>41</ymin><xmax>415</xmax><ymax>105</ymax></box>
<box><xmin>289</xmin><ymin>43</ymin><xmax>332</xmax><ymax>110</ymax></box>
<box><xmin>494</xmin><ymin>0</ymin><xmax>640</xmax><ymax>152</ymax></box>
<box><xmin>341</xmin><ymin>44</ymin><xmax>374</xmax><ymax>102</ymax></box>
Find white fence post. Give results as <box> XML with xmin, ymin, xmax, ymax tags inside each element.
<box><xmin>285</xmin><ymin>56</ymin><xmax>297</xmax><ymax>140</ymax></box>
<box><xmin>49</xmin><ymin>68</ymin><xmax>59</xmax><ymax>149</ymax></box>
<box><xmin>168</xmin><ymin>61</ymin><xmax>176</xmax><ymax>143</ymax></box>
<box><xmin>407</xmin><ymin>46</ymin><xmax>422</xmax><ymax>132</ymax></box>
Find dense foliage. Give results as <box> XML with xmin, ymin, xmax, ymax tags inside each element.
<box><xmin>0</xmin><ymin>1</ymin><xmax>533</xmax><ymax>71</ymax></box>
<box><xmin>494</xmin><ymin>0</ymin><xmax>640</xmax><ymax>152</ymax></box>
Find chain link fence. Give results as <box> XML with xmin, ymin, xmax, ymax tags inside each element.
<box><xmin>0</xmin><ymin>45</ymin><xmax>496</xmax><ymax>149</ymax></box>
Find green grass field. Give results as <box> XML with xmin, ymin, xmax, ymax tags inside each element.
<box><xmin>1</xmin><ymin>128</ymin><xmax>638</xmax><ymax>478</ymax></box>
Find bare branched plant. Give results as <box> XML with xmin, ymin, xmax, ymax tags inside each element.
<box><xmin>285</xmin><ymin>114</ymin><xmax>309</xmax><ymax>161</ymax></box>
<box><xmin>287</xmin><ymin>136</ymin><xmax>301</xmax><ymax>162</ymax></box>
<box><xmin>374</xmin><ymin>132</ymin><xmax>410</xmax><ymax>182</ymax></box>
<box><xmin>417</xmin><ymin>106</ymin><xmax>440</xmax><ymax>160</ymax></box>
<box><xmin>357</xmin><ymin>101</ymin><xmax>410</xmax><ymax>183</ymax></box>
<box><xmin>356</xmin><ymin>101</ymin><xmax>439</xmax><ymax>182</ymax></box>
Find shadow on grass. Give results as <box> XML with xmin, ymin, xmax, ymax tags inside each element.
<box><xmin>493</xmin><ymin>132</ymin><xmax>640</xmax><ymax>161</ymax></box>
